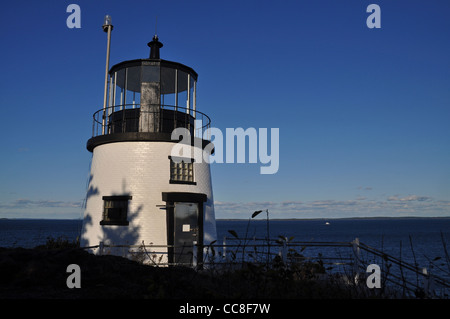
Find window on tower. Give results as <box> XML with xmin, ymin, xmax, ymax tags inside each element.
<box><xmin>100</xmin><ymin>195</ymin><xmax>132</xmax><ymax>226</ymax></box>
<box><xmin>169</xmin><ymin>156</ymin><xmax>196</xmax><ymax>185</ymax></box>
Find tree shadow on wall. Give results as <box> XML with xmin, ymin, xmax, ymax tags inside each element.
<box><xmin>85</xmin><ymin>173</ymin><xmax>99</xmax><ymax>202</ymax></box>
<box><xmin>80</xmin><ymin>175</ymin><xmax>142</xmax><ymax>258</ymax></box>
<box><xmin>79</xmin><ymin>174</ymin><xmax>97</xmax><ymax>247</ymax></box>
<box><xmin>99</xmin><ymin>203</ymin><xmax>143</xmax><ymax>258</ymax></box>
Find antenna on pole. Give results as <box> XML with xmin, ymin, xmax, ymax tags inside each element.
<box><xmin>155</xmin><ymin>15</ymin><xmax>158</xmax><ymax>36</ymax></box>
<box><xmin>101</xmin><ymin>15</ymin><xmax>113</xmax><ymax>135</ymax></box>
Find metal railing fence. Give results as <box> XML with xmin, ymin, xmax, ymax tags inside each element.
<box><xmin>91</xmin><ymin>104</ymin><xmax>211</xmax><ymax>140</ymax></box>
<box><xmin>82</xmin><ymin>236</ymin><xmax>450</xmax><ymax>298</ymax></box>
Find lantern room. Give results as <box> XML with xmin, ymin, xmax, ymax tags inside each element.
<box><xmin>88</xmin><ymin>35</ymin><xmax>210</xmax><ymax>151</ymax></box>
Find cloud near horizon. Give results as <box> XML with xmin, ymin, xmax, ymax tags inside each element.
<box><xmin>0</xmin><ymin>198</ymin><xmax>84</xmax><ymax>219</ymax></box>
<box><xmin>387</xmin><ymin>195</ymin><xmax>433</xmax><ymax>202</ymax></box>
<box><xmin>0</xmin><ymin>199</ymin><xmax>83</xmax><ymax>210</ymax></box>
<box><xmin>214</xmin><ymin>195</ymin><xmax>450</xmax><ymax>219</ymax></box>
<box><xmin>1</xmin><ymin>195</ymin><xmax>449</xmax><ymax>220</ymax></box>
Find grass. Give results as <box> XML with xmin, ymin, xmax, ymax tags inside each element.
<box><xmin>0</xmin><ymin>245</ymin><xmax>365</xmax><ymax>299</ymax></box>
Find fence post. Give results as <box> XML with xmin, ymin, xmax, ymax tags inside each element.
<box><xmin>352</xmin><ymin>238</ymin><xmax>361</xmax><ymax>284</ymax></box>
<box><xmin>99</xmin><ymin>241</ymin><xmax>104</xmax><ymax>256</ymax></box>
<box><xmin>278</xmin><ymin>239</ymin><xmax>287</xmax><ymax>263</ymax></box>
<box><xmin>223</xmin><ymin>236</ymin><xmax>227</xmax><ymax>259</ymax></box>
<box><xmin>422</xmin><ymin>267</ymin><xmax>435</xmax><ymax>298</ymax></box>
<box><xmin>192</xmin><ymin>241</ymin><xmax>198</xmax><ymax>269</ymax></box>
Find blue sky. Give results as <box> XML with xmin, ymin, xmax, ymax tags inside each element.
<box><xmin>0</xmin><ymin>0</ymin><xmax>449</xmax><ymax>219</ymax></box>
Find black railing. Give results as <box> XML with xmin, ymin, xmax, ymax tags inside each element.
<box><xmin>83</xmin><ymin>237</ymin><xmax>450</xmax><ymax>298</ymax></box>
<box><xmin>91</xmin><ymin>104</ymin><xmax>211</xmax><ymax>140</ymax></box>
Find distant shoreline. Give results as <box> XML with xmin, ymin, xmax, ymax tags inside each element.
<box><xmin>1</xmin><ymin>216</ymin><xmax>450</xmax><ymax>221</ymax></box>
<box><xmin>217</xmin><ymin>216</ymin><xmax>450</xmax><ymax>221</ymax></box>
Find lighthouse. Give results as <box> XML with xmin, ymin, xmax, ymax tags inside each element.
<box><xmin>80</xmin><ymin>18</ymin><xmax>216</xmax><ymax>266</ymax></box>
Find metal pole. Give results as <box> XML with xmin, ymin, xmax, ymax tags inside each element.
<box><xmin>108</xmin><ymin>76</ymin><xmax>113</xmax><ymax>111</ymax></box>
<box><xmin>112</xmin><ymin>72</ymin><xmax>117</xmax><ymax>111</ymax></box>
<box><xmin>187</xmin><ymin>74</ymin><xmax>190</xmax><ymax>114</ymax></box>
<box><xmin>101</xmin><ymin>17</ymin><xmax>113</xmax><ymax>135</ymax></box>
<box><xmin>353</xmin><ymin>237</ymin><xmax>361</xmax><ymax>284</ymax></box>
<box><xmin>122</xmin><ymin>68</ymin><xmax>128</xmax><ymax>132</ymax></box>
<box><xmin>175</xmin><ymin>69</ymin><xmax>178</xmax><ymax>110</ymax></box>
<box><xmin>192</xmin><ymin>241</ymin><xmax>198</xmax><ymax>268</ymax></box>
<box><xmin>223</xmin><ymin>236</ymin><xmax>227</xmax><ymax>259</ymax></box>
<box><xmin>193</xmin><ymin>80</ymin><xmax>196</xmax><ymax>118</ymax></box>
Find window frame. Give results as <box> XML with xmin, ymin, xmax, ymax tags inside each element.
<box><xmin>100</xmin><ymin>195</ymin><xmax>132</xmax><ymax>226</ymax></box>
<box><xmin>169</xmin><ymin>156</ymin><xmax>196</xmax><ymax>185</ymax></box>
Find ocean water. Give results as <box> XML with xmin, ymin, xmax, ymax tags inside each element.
<box><xmin>217</xmin><ymin>218</ymin><xmax>450</xmax><ymax>261</ymax></box>
<box><xmin>0</xmin><ymin>219</ymin><xmax>83</xmax><ymax>249</ymax></box>
<box><xmin>1</xmin><ymin>217</ymin><xmax>449</xmax><ymax>279</ymax></box>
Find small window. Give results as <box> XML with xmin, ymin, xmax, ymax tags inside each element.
<box><xmin>169</xmin><ymin>156</ymin><xmax>196</xmax><ymax>185</ymax></box>
<box><xmin>100</xmin><ymin>195</ymin><xmax>132</xmax><ymax>226</ymax></box>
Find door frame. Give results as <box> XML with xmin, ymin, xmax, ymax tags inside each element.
<box><xmin>162</xmin><ymin>192</ymin><xmax>206</xmax><ymax>266</ymax></box>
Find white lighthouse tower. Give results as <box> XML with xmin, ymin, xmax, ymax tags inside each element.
<box><xmin>80</xmin><ymin>19</ymin><xmax>216</xmax><ymax>266</ymax></box>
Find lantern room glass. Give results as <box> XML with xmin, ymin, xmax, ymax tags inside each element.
<box><xmin>108</xmin><ymin>64</ymin><xmax>196</xmax><ymax>112</ymax></box>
